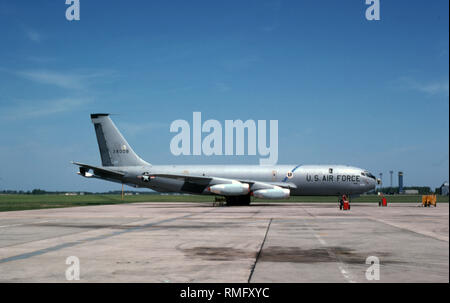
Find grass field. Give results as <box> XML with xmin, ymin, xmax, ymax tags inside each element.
<box><xmin>0</xmin><ymin>194</ymin><xmax>448</xmax><ymax>212</ymax></box>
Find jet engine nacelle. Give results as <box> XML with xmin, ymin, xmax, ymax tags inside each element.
<box><xmin>253</xmin><ymin>187</ymin><xmax>290</xmax><ymax>199</ymax></box>
<box><xmin>209</xmin><ymin>183</ymin><xmax>250</xmax><ymax>196</ymax></box>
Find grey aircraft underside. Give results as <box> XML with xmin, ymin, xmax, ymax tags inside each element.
<box><xmin>73</xmin><ymin>114</ymin><xmax>378</xmax><ymax>205</ymax></box>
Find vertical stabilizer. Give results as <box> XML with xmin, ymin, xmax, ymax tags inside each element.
<box><xmin>90</xmin><ymin>114</ymin><xmax>149</xmax><ymax>167</ymax></box>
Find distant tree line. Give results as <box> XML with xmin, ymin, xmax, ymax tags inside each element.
<box><xmin>0</xmin><ymin>189</ymin><xmax>91</xmax><ymax>195</ymax></box>
<box><xmin>376</xmin><ymin>186</ymin><xmax>433</xmax><ymax>195</ymax></box>
<box><xmin>0</xmin><ymin>189</ymin><xmax>159</xmax><ymax>195</ymax></box>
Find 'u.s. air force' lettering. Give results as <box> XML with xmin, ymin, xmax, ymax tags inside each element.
<box><xmin>306</xmin><ymin>174</ymin><xmax>360</xmax><ymax>182</ymax></box>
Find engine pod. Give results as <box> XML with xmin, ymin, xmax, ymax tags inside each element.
<box><xmin>209</xmin><ymin>183</ymin><xmax>250</xmax><ymax>196</ymax></box>
<box><xmin>253</xmin><ymin>187</ymin><xmax>290</xmax><ymax>199</ymax></box>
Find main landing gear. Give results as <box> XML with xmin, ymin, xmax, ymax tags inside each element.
<box><xmin>225</xmin><ymin>194</ymin><xmax>251</xmax><ymax>206</ymax></box>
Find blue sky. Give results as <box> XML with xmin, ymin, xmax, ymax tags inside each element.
<box><xmin>0</xmin><ymin>0</ymin><xmax>448</xmax><ymax>192</ymax></box>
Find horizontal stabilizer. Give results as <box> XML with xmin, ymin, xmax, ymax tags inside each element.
<box><xmin>72</xmin><ymin>161</ymin><xmax>125</xmax><ymax>179</ymax></box>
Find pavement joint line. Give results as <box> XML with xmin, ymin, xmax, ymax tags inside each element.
<box><xmin>0</xmin><ymin>220</ymin><xmax>50</xmax><ymax>229</ymax></box>
<box><xmin>248</xmin><ymin>218</ymin><xmax>272</xmax><ymax>283</ymax></box>
<box><xmin>311</xmin><ymin>231</ymin><xmax>357</xmax><ymax>283</ymax></box>
<box><xmin>369</xmin><ymin>217</ymin><xmax>449</xmax><ymax>242</ymax></box>
<box><xmin>301</xmin><ymin>209</ymin><xmax>358</xmax><ymax>283</ymax></box>
<box><xmin>0</xmin><ymin>209</ymin><xmax>217</xmax><ymax>265</ymax></box>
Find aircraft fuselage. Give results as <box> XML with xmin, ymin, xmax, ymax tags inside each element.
<box><xmin>114</xmin><ymin>164</ymin><xmax>376</xmax><ymax>196</ymax></box>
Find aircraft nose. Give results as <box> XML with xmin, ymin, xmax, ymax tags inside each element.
<box><xmin>366</xmin><ymin>177</ymin><xmax>377</xmax><ymax>191</ymax></box>
<box><xmin>372</xmin><ymin>179</ymin><xmax>378</xmax><ymax>189</ymax></box>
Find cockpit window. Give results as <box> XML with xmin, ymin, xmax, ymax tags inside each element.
<box><xmin>361</xmin><ymin>172</ymin><xmax>366</xmax><ymax>176</ymax></box>
<box><xmin>366</xmin><ymin>172</ymin><xmax>376</xmax><ymax>180</ymax></box>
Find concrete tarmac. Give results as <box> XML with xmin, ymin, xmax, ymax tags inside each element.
<box><xmin>0</xmin><ymin>202</ymin><xmax>448</xmax><ymax>282</ymax></box>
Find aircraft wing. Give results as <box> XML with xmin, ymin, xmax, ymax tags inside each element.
<box><xmin>148</xmin><ymin>173</ymin><xmax>296</xmax><ymax>190</ymax></box>
<box><xmin>149</xmin><ymin>173</ymin><xmax>256</xmax><ymax>187</ymax></box>
<box><xmin>148</xmin><ymin>173</ymin><xmax>293</xmax><ymax>199</ymax></box>
<box><xmin>148</xmin><ymin>173</ymin><xmax>213</xmax><ymax>184</ymax></box>
<box><xmin>268</xmin><ymin>182</ymin><xmax>297</xmax><ymax>190</ymax></box>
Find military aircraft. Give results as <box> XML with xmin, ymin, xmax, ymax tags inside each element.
<box><xmin>73</xmin><ymin>114</ymin><xmax>379</xmax><ymax>205</ymax></box>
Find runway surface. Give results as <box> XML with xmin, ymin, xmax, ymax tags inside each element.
<box><xmin>0</xmin><ymin>202</ymin><xmax>448</xmax><ymax>282</ymax></box>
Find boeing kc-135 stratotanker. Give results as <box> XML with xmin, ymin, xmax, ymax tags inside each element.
<box><xmin>73</xmin><ymin>114</ymin><xmax>379</xmax><ymax>205</ymax></box>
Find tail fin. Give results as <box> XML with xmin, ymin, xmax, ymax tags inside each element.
<box><xmin>90</xmin><ymin>114</ymin><xmax>149</xmax><ymax>167</ymax></box>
